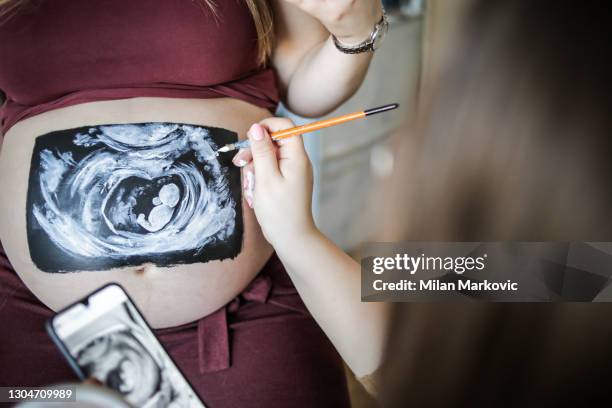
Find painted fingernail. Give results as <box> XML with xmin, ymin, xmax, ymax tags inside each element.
<box><xmin>249</xmin><ymin>124</ymin><xmax>264</xmax><ymax>141</ymax></box>
<box><xmin>233</xmin><ymin>158</ymin><xmax>247</xmax><ymax>167</ymax></box>
<box><xmin>245</xmin><ymin>195</ymin><xmax>253</xmax><ymax>208</ymax></box>
<box><xmin>245</xmin><ymin>171</ymin><xmax>255</xmax><ymax>193</ymax></box>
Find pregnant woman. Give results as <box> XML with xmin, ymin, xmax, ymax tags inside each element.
<box><xmin>0</xmin><ymin>0</ymin><xmax>384</xmax><ymax>405</ymax></box>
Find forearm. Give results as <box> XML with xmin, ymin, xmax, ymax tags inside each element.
<box><xmin>274</xmin><ymin>229</ymin><xmax>389</xmax><ymax>377</ymax></box>
<box><xmin>283</xmin><ymin>37</ymin><xmax>373</xmax><ymax>117</ymax></box>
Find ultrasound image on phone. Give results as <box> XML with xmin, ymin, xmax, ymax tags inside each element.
<box><xmin>51</xmin><ymin>285</ymin><xmax>204</xmax><ymax>408</ymax></box>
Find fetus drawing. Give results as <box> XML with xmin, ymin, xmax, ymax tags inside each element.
<box><xmin>26</xmin><ymin>123</ymin><xmax>243</xmax><ymax>272</ymax></box>
<box><xmin>137</xmin><ymin>183</ymin><xmax>181</xmax><ymax>232</ymax></box>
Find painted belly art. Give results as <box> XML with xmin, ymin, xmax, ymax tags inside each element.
<box><xmin>26</xmin><ymin>123</ymin><xmax>243</xmax><ymax>272</ymax></box>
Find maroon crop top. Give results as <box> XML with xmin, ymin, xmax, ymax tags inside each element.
<box><xmin>0</xmin><ymin>0</ymin><xmax>280</xmax><ymax>135</ymax></box>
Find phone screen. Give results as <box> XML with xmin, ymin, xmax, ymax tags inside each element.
<box><xmin>49</xmin><ymin>284</ymin><xmax>205</xmax><ymax>408</ymax></box>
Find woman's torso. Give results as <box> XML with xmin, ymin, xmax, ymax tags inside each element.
<box><xmin>0</xmin><ymin>0</ymin><xmax>277</xmax><ymax>328</ymax></box>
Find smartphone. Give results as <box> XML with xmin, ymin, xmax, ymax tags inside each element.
<box><xmin>46</xmin><ymin>283</ymin><xmax>206</xmax><ymax>408</ymax></box>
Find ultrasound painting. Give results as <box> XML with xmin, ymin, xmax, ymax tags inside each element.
<box><xmin>26</xmin><ymin>123</ymin><xmax>243</xmax><ymax>272</ymax></box>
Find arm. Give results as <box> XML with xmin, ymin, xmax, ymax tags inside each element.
<box><xmin>271</xmin><ymin>0</ymin><xmax>383</xmax><ymax>117</ymax></box>
<box><xmin>276</xmin><ymin>228</ymin><xmax>389</xmax><ymax>377</ymax></box>
<box><xmin>234</xmin><ymin>118</ymin><xmax>389</xmax><ymax>377</ymax></box>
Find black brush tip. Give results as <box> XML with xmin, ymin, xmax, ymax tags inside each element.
<box><xmin>364</xmin><ymin>103</ymin><xmax>399</xmax><ymax>116</ymax></box>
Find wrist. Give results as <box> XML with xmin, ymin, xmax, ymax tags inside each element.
<box><xmin>331</xmin><ymin>7</ymin><xmax>384</xmax><ymax>46</ymax></box>
<box><xmin>272</xmin><ymin>224</ymin><xmax>322</xmax><ymax>258</ymax></box>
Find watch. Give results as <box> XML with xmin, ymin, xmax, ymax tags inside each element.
<box><xmin>332</xmin><ymin>11</ymin><xmax>389</xmax><ymax>54</ymax></box>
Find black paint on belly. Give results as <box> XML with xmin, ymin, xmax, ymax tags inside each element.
<box><xmin>26</xmin><ymin>122</ymin><xmax>243</xmax><ymax>272</ymax></box>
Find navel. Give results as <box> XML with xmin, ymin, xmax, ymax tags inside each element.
<box><xmin>133</xmin><ymin>263</ymin><xmax>157</xmax><ymax>276</ymax></box>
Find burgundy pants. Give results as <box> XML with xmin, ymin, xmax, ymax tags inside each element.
<box><xmin>0</xmin><ymin>244</ymin><xmax>350</xmax><ymax>407</ymax></box>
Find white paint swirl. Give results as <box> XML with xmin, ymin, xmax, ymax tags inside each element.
<box><xmin>32</xmin><ymin>124</ymin><xmax>236</xmax><ymax>260</ymax></box>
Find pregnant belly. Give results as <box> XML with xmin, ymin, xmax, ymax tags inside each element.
<box><xmin>0</xmin><ymin>97</ymin><xmax>273</xmax><ymax>328</ymax></box>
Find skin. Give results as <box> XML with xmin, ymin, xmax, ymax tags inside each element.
<box><xmin>272</xmin><ymin>0</ymin><xmax>383</xmax><ymax>116</ymax></box>
<box><xmin>0</xmin><ymin>1</ymin><xmax>384</xmax><ymax>329</ymax></box>
<box><xmin>0</xmin><ymin>98</ymin><xmax>273</xmax><ymax>328</ymax></box>
<box><xmin>236</xmin><ymin>119</ymin><xmax>389</xmax><ymax>377</ymax></box>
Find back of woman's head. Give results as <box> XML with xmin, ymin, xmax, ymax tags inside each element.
<box><xmin>380</xmin><ymin>1</ymin><xmax>612</xmax><ymax>406</ymax></box>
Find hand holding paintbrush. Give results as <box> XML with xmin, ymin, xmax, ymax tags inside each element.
<box><xmin>230</xmin><ymin>103</ymin><xmax>398</xmax><ymax>212</ymax></box>
<box><xmin>219</xmin><ymin>103</ymin><xmax>398</xmax><ymax>155</ymax></box>
<box><xmin>234</xmin><ymin>107</ymin><xmax>395</xmax><ymax>381</ymax></box>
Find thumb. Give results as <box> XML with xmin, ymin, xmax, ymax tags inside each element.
<box><xmin>247</xmin><ymin>123</ymin><xmax>280</xmax><ymax>179</ymax></box>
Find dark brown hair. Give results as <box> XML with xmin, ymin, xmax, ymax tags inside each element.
<box><xmin>380</xmin><ymin>1</ymin><xmax>612</xmax><ymax>406</ymax></box>
<box><xmin>378</xmin><ymin>0</ymin><xmax>611</xmax><ymax>242</ymax></box>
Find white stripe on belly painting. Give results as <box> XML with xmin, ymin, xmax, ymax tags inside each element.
<box><xmin>26</xmin><ymin>123</ymin><xmax>243</xmax><ymax>272</ymax></box>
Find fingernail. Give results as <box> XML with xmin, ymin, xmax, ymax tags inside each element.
<box><xmin>248</xmin><ymin>124</ymin><xmax>264</xmax><ymax>141</ymax></box>
<box><xmin>233</xmin><ymin>158</ymin><xmax>247</xmax><ymax>167</ymax></box>
<box><xmin>244</xmin><ymin>171</ymin><xmax>255</xmax><ymax>208</ymax></box>
<box><xmin>245</xmin><ymin>171</ymin><xmax>255</xmax><ymax>193</ymax></box>
<box><xmin>244</xmin><ymin>184</ymin><xmax>254</xmax><ymax>208</ymax></box>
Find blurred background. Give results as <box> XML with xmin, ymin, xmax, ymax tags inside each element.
<box><xmin>283</xmin><ymin>0</ymin><xmax>472</xmax><ymax>252</ymax></box>
<box><xmin>282</xmin><ymin>0</ymin><xmax>427</xmax><ymax>252</ymax></box>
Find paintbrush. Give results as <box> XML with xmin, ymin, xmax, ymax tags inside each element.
<box><xmin>216</xmin><ymin>103</ymin><xmax>399</xmax><ymax>153</ymax></box>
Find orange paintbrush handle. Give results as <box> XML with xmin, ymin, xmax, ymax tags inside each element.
<box><xmin>215</xmin><ymin>104</ymin><xmax>398</xmax><ymax>153</ymax></box>
<box><xmin>271</xmin><ymin>111</ymin><xmax>367</xmax><ymax>140</ymax></box>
